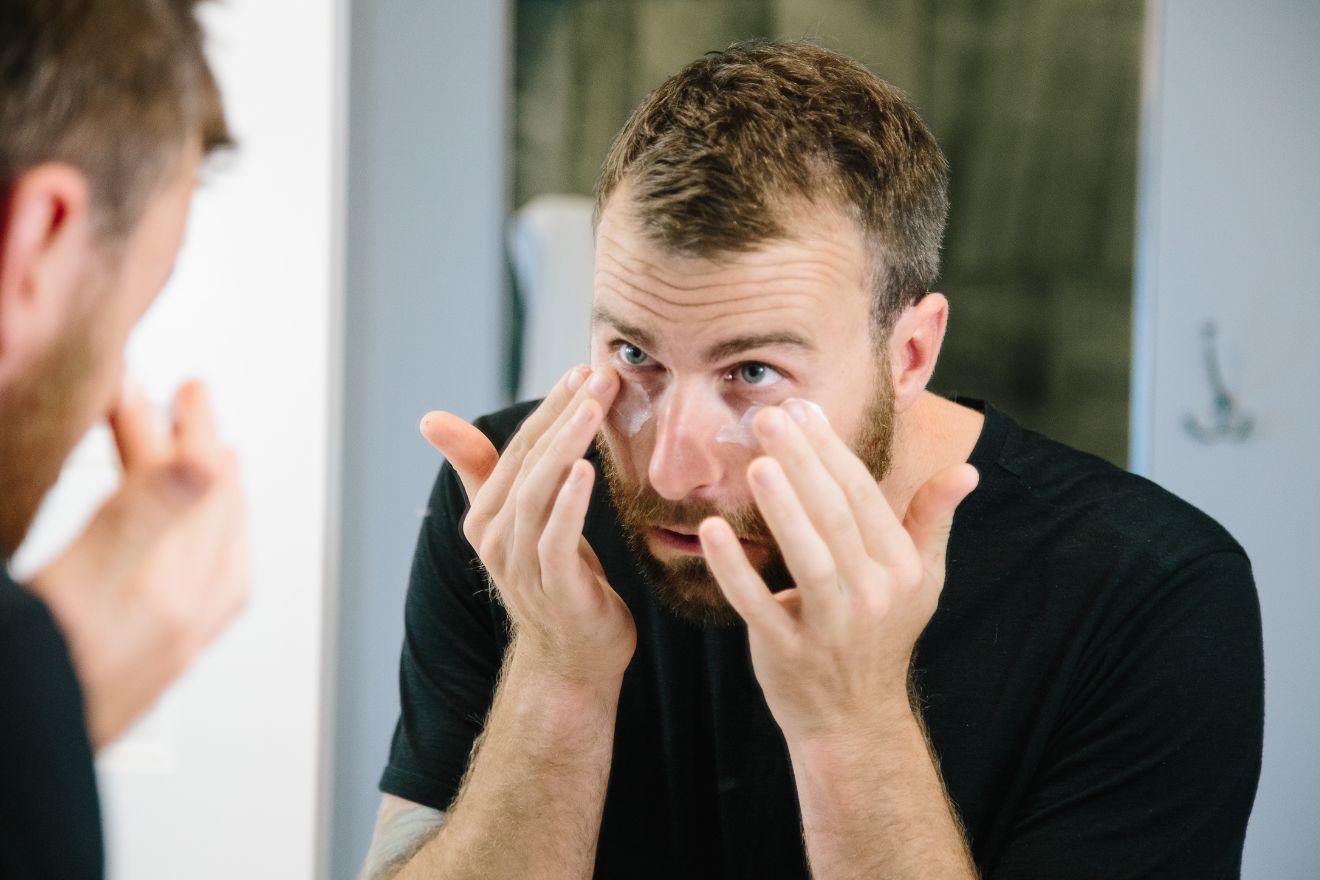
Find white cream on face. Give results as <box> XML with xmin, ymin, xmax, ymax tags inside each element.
<box><xmin>606</xmin><ymin>376</ymin><xmax>654</xmax><ymax>437</ymax></box>
<box><xmin>712</xmin><ymin>397</ymin><xmax>827</xmax><ymax>448</ymax></box>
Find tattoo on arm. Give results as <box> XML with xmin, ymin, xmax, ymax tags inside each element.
<box><xmin>358</xmin><ymin>796</ymin><xmax>448</xmax><ymax>880</ymax></box>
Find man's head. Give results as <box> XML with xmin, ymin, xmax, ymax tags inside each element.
<box><xmin>0</xmin><ymin>0</ymin><xmax>230</xmax><ymax>558</ymax></box>
<box><xmin>589</xmin><ymin>41</ymin><xmax>951</xmax><ymax>625</ymax></box>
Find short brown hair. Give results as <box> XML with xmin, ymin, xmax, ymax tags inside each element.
<box><xmin>595</xmin><ymin>40</ymin><xmax>949</xmax><ymax>330</ymax></box>
<box><xmin>0</xmin><ymin>0</ymin><xmax>231</xmax><ymax>239</ymax></box>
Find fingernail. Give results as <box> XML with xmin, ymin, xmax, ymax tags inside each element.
<box><xmin>782</xmin><ymin>399</ymin><xmax>809</xmax><ymax>425</ymax></box>
<box><xmin>566</xmin><ymin>367</ymin><xmax>587</xmax><ymax>393</ymax></box>
<box><xmin>588</xmin><ymin>371</ymin><xmax>612</xmax><ymax>395</ymax></box>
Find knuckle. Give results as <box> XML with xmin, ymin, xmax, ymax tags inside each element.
<box><xmin>852</xmin><ymin>583</ymin><xmax>891</xmax><ymax>619</ymax></box>
<box><xmin>460</xmin><ymin>513</ymin><xmax>483</xmax><ymax>548</ymax></box>
<box><xmin>798</xmin><ymin>557</ymin><xmax>837</xmax><ymax>586</ymax></box>
<box><xmin>820</xmin><ymin>506</ymin><xmax>855</xmax><ymax>539</ymax></box>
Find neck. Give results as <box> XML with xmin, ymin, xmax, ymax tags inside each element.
<box><xmin>880</xmin><ymin>391</ymin><xmax>984</xmax><ymax>519</ymax></box>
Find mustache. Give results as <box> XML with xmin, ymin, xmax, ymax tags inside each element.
<box><xmin>613</xmin><ymin>483</ymin><xmax>773</xmax><ymax>543</ymax></box>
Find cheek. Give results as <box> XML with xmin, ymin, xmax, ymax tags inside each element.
<box><xmin>606</xmin><ymin>376</ymin><xmax>655</xmax><ymax>437</ymax></box>
<box><xmin>600</xmin><ymin>420</ymin><xmax>651</xmax><ymax>484</ymax></box>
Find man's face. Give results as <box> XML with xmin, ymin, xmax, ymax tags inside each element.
<box><xmin>591</xmin><ymin>196</ymin><xmax>895</xmax><ymax>626</ymax></box>
<box><xmin>0</xmin><ymin>142</ymin><xmax>202</xmax><ymax>558</ymax></box>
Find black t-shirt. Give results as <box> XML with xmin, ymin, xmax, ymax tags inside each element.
<box><xmin>0</xmin><ymin>567</ymin><xmax>103</xmax><ymax>879</ymax></box>
<box><xmin>381</xmin><ymin>400</ymin><xmax>1263</xmax><ymax>879</ymax></box>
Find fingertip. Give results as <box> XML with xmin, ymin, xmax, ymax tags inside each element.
<box><xmin>564</xmin><ymin>365</ymin><xmax>589</xmax><ymax>394</ymax></box>
<box><xmin>569</xmin><ymin>457</ymin><xmax>595</xmax><ymax>486</ymax></box>
<box><xmin>698</xmin><ymin>515</ymin><xmax>731</xmax><ymax>544</ymax></box>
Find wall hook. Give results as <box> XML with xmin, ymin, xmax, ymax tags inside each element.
<box><xmin>1182</xmin><ymin>321</ymin><xmax>1253</xmax><ymax>444</ymax></box>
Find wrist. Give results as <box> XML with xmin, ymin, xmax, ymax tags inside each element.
<box><xmin>785</xmin><ymin>702</ymin><xmax>924</xmax><ymax>765</ymax></box>
<box><xmin>502</xmin><ymin>638</ymin><xmax>627</xmax><ymax>723</ymax></box>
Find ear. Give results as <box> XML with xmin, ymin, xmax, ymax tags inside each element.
<box><xmin>886</xmin><ymin>292</ymin><xmax>949</xmax><ymax>413</ymax></box>
<box><xmin>0</xmin><ymin>164</ymin><xmax>96</xmax><ymax>386</ymax></box>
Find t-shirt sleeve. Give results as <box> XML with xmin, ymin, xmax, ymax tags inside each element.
<box><xmin>989</xmin><ymin>550</ymin><xmax>1264</xmax><ymax>880</ymax></box>
<box><xmin>378</xmin><ymin>459</ymin><xmax>509</xmax><ymax>810</ymax></box>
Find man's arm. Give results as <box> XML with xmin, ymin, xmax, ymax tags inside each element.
<box><xmin>699</xmin><ymin>400</ymin><xmax>979</xmax><ymax>879</ymax></box>
<box><xmin>368</xmin><ymin>642</ymin><xmax>623</xmax><ymax>880</ymax></box>
<box><xmin>379</xmin><ymin>366</ymin><xmax>633</xmax><ymax>879</ymax></box>
<box><xmin>787</xmin><ymin>705</ymin><xmax>975</xmax><ymax>879</ymax></box>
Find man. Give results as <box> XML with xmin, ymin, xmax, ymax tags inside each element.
<box><xmin>1</xmin><ymin>2</ymin><xmax>247</xmax><ymax>877</ymax></box>
<box><xmin>365</xmin><ymin>41</ymin><xmax>1263</xmax><ymax>879</ymax></box>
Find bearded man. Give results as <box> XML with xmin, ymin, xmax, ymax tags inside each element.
<box><xmin>1</xmin><ymin>2</ymin><xmax>248</xmax><ymax>877</ymax></box>
<box><xmin>363</xmin><ymin>41</ymin><xmax>1263</xmax><ymax>880</ymax></box>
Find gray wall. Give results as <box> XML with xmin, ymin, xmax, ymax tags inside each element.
<box><xmin>329</xmin><ymin>2</ymin><xmax>509</xmax><ymax>876</ymax></box>
<box><xmin>1134</xmin><ymin>0</ymin><xmax>1320</xmax><ymax>876</ymax></box>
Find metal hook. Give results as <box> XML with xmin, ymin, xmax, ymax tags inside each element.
<box><xmin>1182</xmin><ymin>321</ymin><xmax>1253</xmax><ymax>444</ymax></box>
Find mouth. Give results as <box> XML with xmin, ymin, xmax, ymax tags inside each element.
<box><xmin>649</xmin><ymin>527</ymin><xmax>703</xmax><ymax>554</ymax></box>
<box><xmin>648</xmin><ymin>526</ymin><xmax>757</xmax><ymax>556</ymax></box>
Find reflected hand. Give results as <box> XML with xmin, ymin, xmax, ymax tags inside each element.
<box><xmin>31</xmin><ymin>381</ymin><xmax>249</xmax><ymax>749</ymax></box>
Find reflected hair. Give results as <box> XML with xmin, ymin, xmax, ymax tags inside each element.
<box><xmin>0</xmin><ymin>0</ymin><xmax>232</xmax><ymax>240</ymax></box>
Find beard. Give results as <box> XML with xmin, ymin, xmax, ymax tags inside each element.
<box><xmin>0</xmin><ymin>306</ymin><xmax>104</xmax><ymax>560</ymax></box>
<box><xmin>598</xmin><ymin>363</ymin><xmax>896</xmax><ymax>628</ymax></box>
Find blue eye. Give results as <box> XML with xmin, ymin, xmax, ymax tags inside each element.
<box><xmin>619</xmin><ymin>343</ymin><xmax>650</xmax><ymax>366</ymax></box>
<box><xmin>734</xmin><ymin>362</ymin><xmax>782</xmax><ymax>386</ymax></box>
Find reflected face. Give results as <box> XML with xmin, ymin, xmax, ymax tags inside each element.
<box><xmin>591</xmin><ymin>196</ymin><xmax>895</xmax><ymax>626</ymax></box>
<box><xmin>0</xmin><ymin>142</ymin><xmax>202</xmax><ymax>557</ymax></box>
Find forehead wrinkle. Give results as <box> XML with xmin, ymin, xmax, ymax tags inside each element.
<box><xmin>596</xmin><ymin>278</ymin><xmax>820</xmax><ymax>325</ymax></box>
<box><xmin>596</xmin><ymin>235</ymin><xmax>860</xmax><ymax>296</ymax></box>
<box><xmin>594</xmin><ymin>262</ymin><xmax>851</xmax><ymax>312</ymax></box>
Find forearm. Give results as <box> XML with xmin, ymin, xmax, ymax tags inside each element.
<box><xmin>789</xmin><ymin>709</ymin><xmax>977</xmax><ymax>880</ymax></box>
<box><xmin>396</xmin><ymin>641</ymin><xmax>622</xmax><ymax>880</ymax></box>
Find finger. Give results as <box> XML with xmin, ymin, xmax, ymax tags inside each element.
<box><xmin>509</xmin><ymin>366</ymin><xmax>618</xmax><ymax>499</ymax></box>
<box><xmin>109</xmin><ymin>380</ymin><xmax>163</xmax><ymax>472</ymax></box>
<box><xmin>513</xmin><ymin>399</ymin><xmax>605</xmax><ymax>569</ymax></box>
<box><xmin>780</xmin><ymin>398</ymin><xmax>912</xmax><ymax>567</ymax></box>
<box><xmin>536</xmin><ymin>459</ymin><xmax>596</xmax><ymax>604</ymax></box>
<box><xmin>197</xmin><ymin>452</ymin><xmax>251</xmax><ymax>638</ymax></box>
<box><xmin>746</xmin><ymin>456</ymin><xmax>847</xmax><ymax>628</ymax></box>
<box><xmin>75</xmin><ymin>459</ymin><xmax>215</xmax><ymax>583</ymax></box>
<box><xmin>172</xmin><ymin>380</ymin><xmax>221</xmax><ymax>467</ymax></box>
<box><xmin>751</xmin><ymin>406</ymin><xmax>874</xmax><ymax>587</ymax></box>
<box><xmin>420</xmin><ymin>410</ymin><xmax>500</xmax><ymax>503</ymax></box>
<box><xmin>903</xmin><ymin>463</ymin><xmax>979</xmax><ymax>585</ymax></box>
<box><xmin>466</xmin><ymin>365</ymin><xmax>594</xmax><ymax>521</ymax></box>
<box><xmin>698</xmin><ymin>516</ymin><xmax>794</xmax><ymax>644</ymax></box>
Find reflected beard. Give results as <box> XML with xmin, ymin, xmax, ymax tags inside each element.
<box><xmin>0</xmin><ymin>309</ymin><xmax>102</xmax><ymax>559</ymax></box>
<box><xmin>597</xmin><ymin>367</ymin><xmax>896</xmax><ymax>628</ymax></box>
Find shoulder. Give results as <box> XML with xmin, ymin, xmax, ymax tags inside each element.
<box><xmin>967</xmin><ymin>405</ymin><xmax>1246</xmax><ymax>576</ymax></box>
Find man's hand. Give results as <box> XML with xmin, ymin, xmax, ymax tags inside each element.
<box><xmin>30</xmin><ymin>381</ymin><xmax>249</xmax><ymax>750</ymax></box>
<box><xmin>419</xmin><ymin>365</ymin><xmax>634</xmax><ymax>687</ymax></box>
<box><xmin>698</xmin><ymin>398</ymin><xmax>979</xmax><ymax>744</ymax></box>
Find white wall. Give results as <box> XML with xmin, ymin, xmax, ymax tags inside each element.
<box><xmin>1133</xmin><ymin>1</ymin><xmax>1320</xmax><ymax>876</ymax></box>
<box><xmin>13</xmin><ymin>1</ymin><xmax>346</xmax><ymax>877</ymax></box>
<box><xmin>328</xmin><ymin>1</ymin><xmax>510</xmax><ymax>876</ymax></box>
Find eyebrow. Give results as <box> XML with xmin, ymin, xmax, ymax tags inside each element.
<box><xmin>592</xmin><ymin>305</ymin><xmax>815</xmax><ymax>363</ymax></box>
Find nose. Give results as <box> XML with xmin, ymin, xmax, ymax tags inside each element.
<box><xmin>647</xmin><ymin>385</ymin><xmax>728</xmax><ymax>501</ymax></box>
